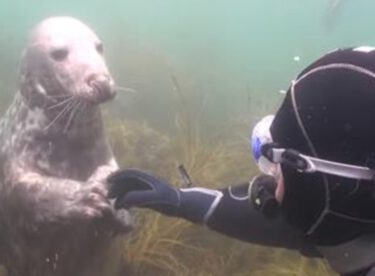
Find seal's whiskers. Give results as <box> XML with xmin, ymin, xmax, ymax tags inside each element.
<box><xmin>115</xmin><ymin>85</ymin><xmax>137</xmax><ymax>94</ymax></box>
<box><xmin>47</xmin><ymin>96</ymin><xmax>75</xmax><ymax>110</ymax></box>
<box><xmin>44</xmin><ymin>98</ymin><xmax>76</xmax><ymax>131</ymax></box>
<box><xmin>64</xmin><ymin>100</ymin><xmax>82</xmax><ymax>133</ymax></box>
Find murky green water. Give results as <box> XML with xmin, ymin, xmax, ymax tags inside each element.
<box><xmin>2</xmin><ymin>0</ymin><xmax>375</xmax><ymax>126</ymax></box>
<box><xmin>0</xmin><ymin>1</ymin><xmax>374</xmax><ymax>275</ymax></box>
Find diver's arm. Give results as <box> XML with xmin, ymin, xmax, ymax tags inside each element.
<box><xmin>108</xmin><ymin>169</ymin><xmax>318</xmax><ymax>255</ymax></box>
<box><xmin>206</xmin><ymin>182</ymin><xmax>317</xmax><ymax>255</ymax></box>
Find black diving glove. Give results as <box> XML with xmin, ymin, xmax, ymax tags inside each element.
<box><xmin>107</xmin><ymin>169</ymin><xmax>223</xmax><ymax>223</ymax></box>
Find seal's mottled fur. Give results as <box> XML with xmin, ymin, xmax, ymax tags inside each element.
<box><xmin>0</xmin><ymin>17</ymin><xmax>131</xmax><ymax>276</ymax></box>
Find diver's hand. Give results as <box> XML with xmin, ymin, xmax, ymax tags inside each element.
<box><xmin>107</xmin><ymin>169</ymin><xmax>223</xmax><ymax>223</ymax></box>
<box><xmin>107</xmin><ymin>169</ymin><xmax>180</xmax><ymax>216</ymax></box>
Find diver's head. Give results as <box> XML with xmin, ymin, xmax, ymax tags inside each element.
<box><xmin>251</xmin><ymin>47</ymin><xmax>375</xmax><ymax>244</ymax></box>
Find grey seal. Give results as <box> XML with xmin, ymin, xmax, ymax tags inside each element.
<box><xmin>0</xmin><ymin>17</ymin><xmax>131</xmax><ymax>276</ymax></box>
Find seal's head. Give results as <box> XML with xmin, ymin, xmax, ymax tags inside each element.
<box><xmin>19</xmin><ymin>17</ymin><xmax>115</xmax><ymax>107</ymax></box>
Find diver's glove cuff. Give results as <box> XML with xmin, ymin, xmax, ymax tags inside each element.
<box><xmin>108</xmin><ymin>169</ymin><xmax>223</xmax><ymax>224</ymax></box>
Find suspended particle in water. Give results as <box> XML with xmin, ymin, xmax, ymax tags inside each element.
<box><xmin>293</xmin><ymin>56</ymin><xmax>301</xmax><ymax>62</ymax></box>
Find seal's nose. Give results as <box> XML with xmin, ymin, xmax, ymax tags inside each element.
<box><xmin>86</xmin><ymin>74</ymin><xmax>109</xmax><ymax>88</ymax></box>
<box><xmin>85</xmin><ymin>74</ymin><xmax>116</xmax><ymax>103</ymax></box>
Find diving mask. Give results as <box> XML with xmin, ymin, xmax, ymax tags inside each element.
<box><xmin>251</xmin><ymin>115</ymin><xmax>279</xmax><ymax>176</ymax></box>
<box><xmin>251</xmin><ymin>115</ymin><xmax>375</xmax><ymax>181</ymax></box>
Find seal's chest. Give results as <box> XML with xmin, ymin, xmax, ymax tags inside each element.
<box><xmin>46</xmin><ymin>146</ymin><xmax>99</xmax><ymax>180</ymax></box>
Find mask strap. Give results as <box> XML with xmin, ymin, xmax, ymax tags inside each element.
<box><xmin>261</xmin><ymin>144</ymin><xmax>375</xmax><ymax>181</ymax></box>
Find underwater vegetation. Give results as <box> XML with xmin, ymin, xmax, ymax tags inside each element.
<box><xmin>103</xmin><ymin>75</ymin><xmax>337</xmax><ymax>276</ymax></box>
<box><xmin>0</xmin><ymin>80</ymin><xmax>336</xmax><ymax>276</ymax></box>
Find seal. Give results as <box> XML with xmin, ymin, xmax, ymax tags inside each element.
<box><xmin>0</xmin><ymin>17</ymin><xmax>132</xmax><ymax>276</ymax></box>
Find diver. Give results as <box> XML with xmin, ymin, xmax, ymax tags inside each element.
<box><xmin>108</xmin><ymin>46</ymin><xmax>375</xmax><ymax>276</ymax></box>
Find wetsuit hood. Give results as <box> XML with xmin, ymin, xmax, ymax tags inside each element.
<box><xmin>271</xmin><ymin>47</ymin><xmax>375</xmax><ymax>246</ymax></box>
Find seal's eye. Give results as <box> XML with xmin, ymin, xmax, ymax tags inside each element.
<box><xmin>96</xmin><ymin>43</ymin><xmax>104</xmax><ymax>54</ymax></box>
<box><xmin>50</xmin><ymin>48</ymin><xmax>69</xmax><ymax>61</ymax></box>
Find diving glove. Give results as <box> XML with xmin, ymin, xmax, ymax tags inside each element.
<box><xmin>107</xmin><ymin>169</ymin><xmax>223</xmax><ymax>223</ymax></box>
